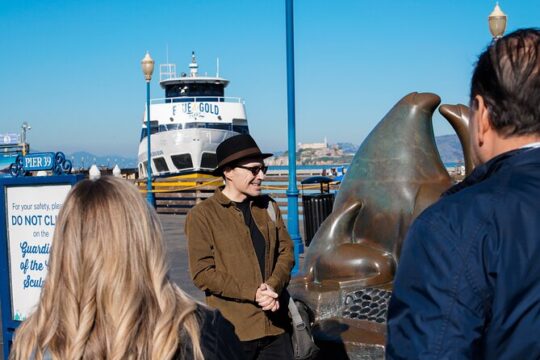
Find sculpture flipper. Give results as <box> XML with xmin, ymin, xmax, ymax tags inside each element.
<box><xmin>302</xmin><ymin>201</ymin><xmax>363</xmax><ymax>278</ymax></box>
<box><xmin>439</xmin><ymin>104</ymin><xmax>474</xmax><ymax>175</ymax></box>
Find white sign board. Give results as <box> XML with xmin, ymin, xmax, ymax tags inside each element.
<box><xmin>6</xmin><ymin>185</ymin><xmax>71</xmax><ymax>320</ymax></box>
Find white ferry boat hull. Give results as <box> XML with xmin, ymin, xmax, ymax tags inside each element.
<box><xmin>138</xmin><ymin>128</ymin><xmax>238</xmax><ymax>177</ymax></box>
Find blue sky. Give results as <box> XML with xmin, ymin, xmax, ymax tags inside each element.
<box><xmin>1</xmin><ymin>0</ymin><xmax>539</xmax><ymax>157</ymax></box>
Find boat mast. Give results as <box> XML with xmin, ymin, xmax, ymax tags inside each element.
<box><xmin>189</xmin><ymin>51</ymin><xmax>198</xmax><ymax>77</ymax></box>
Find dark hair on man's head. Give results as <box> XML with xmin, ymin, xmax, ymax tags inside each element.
<box><xmin>470</xmin><ymin>28</ymin><xmax>540</xmax><ymax>137</ymax></box>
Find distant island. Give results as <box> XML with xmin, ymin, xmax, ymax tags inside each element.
<box><xmin>267</xmin><ymin>135</ymin><xmax>464</xmax><ymax>166</ymax></box>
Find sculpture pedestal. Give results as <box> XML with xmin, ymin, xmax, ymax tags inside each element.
<box><xmin>289</xmin><ymin>277</ymin><xmax>392</xmax><ymax>359</ymax></box>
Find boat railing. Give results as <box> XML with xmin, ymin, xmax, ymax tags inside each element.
<box><xmin>137</xmin><ymin>173</ymin><xmax>341</xmax><ymax>216</ymax></box>
<box><xmin>0</xmin><ymin>143</ymin><xmax>26</xmax><ymax>153</ymax></box>
<box><xmin>160</xmin><ymin>63</ymin><xmax>177</xmax><ymax>82</ymax></box>
<box><xmin>151</xmin><ymin>96</ymin><xmax>243</xmax><ymax>105</ymax></box>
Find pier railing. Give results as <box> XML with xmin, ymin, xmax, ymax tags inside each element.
<box><xmin>136</xmin><ymin>170</ymin><xmax>340</xmax><ymax>216</ymax></box>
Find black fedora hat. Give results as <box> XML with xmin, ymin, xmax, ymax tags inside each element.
<box><xmin>213</xmin><ymin>134</ymin><xmax>273</xmax><ymax>175</ymax></box>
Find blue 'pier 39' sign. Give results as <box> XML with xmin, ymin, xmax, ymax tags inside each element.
<box><xmin>9</xmin><ymin>152</ymin><xmax>72</xmax><ymax>177</ymax></box>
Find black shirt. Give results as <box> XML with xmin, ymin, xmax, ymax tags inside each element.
<box><xmin>235</xmin><ymin>199</ymin><xmax>266</xmax><ymax>279</ymax></box>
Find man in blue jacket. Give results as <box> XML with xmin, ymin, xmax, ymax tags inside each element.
<box><xmin>387</xmin><ymin>28</ymin><xmax>540</xmax><ymax>359</ymax></box>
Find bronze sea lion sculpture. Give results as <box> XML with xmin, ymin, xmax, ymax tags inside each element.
<box><xmin>301</xmin><ymin>92</ymin><xmax>471</xmax><ymax>286</ymax></box>
<box><xmin>288</xmin><ymin>94</ymin><xmax>472</xmax><ymax>359</ymax></box>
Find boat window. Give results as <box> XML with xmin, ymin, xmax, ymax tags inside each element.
<box><xmin>141</xmin><ymin>161</ymin><xmax>149</xmax><ymax>176</ymax></box>
<box><xmin>233</xmin><ymin>125</ymin><xmax>249</xmax><ymax>135</ymax></box>
<box><xmin>170</xmin><ymin>98</ymin><xmax>193</xmax><ymax>103</ymax></box>
<box><xmin>167</xmin><ymin>123</ymin><xmax>182</xmax><ymax>130</ymax></box>
<box><xmin>138</xmin><ymin>163</ymin><xmax>145</xmax><ymax>177</ymax></box>
<box><xmin>185</xmin><ymin>122</ymin><xmax>232</xmax><ymax>131</ymax></box>
<box><xmin>201</xmin><ymin>152</ymin><xmax>218</xmax><ymax>169</ymax></box>
<box><xmin>155</xmin><ymin>123</ymin><xmax>183</xmax><ymax>133</ymax></box>
<box><xmin>165</xmin><ymin>83</ymin><xmax>224</xmax><ymax>98</ymax></box>
<box><xmin>140</xmin><ymin>121</ymin><xmax>159</xmax><ymax>140</ymax></box>
<box><xmin>185</xmin><ymin>122</ymin><xmax>206</xmax><ymax>129</ymax></box>
<box><xmin>153</xmin><ymin>157</ymin><xmax>169</xmax><ymax>173</ymax></box>
<box><xmin>171</xmin><ymin>154</ymin><xmax>193</xmax><ymax>170</ymax></box>
<box><xmin>232</xmin><ymin>119</ymin><xmax>249</xmax><ymax>135</ymax></box>
<box><xmin>150</xmin><ymin>121</ymin><xmax>159</xmax><ymax>134</ymax></box>
<box><xmin>208</xmin><ymin>123</ymin><xmax>232</xmax><ymax>131</ymax></box>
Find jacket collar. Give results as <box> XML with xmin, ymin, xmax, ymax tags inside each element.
<box><xmin>214</xmin><ymin>188</ymin><xmax>270</xmax><ymax>210</ymax></box>
<box><xmin>443</xmin><ymin>147</ymin><xmax>540</xmax><ymax>197</ymax></box>
<box><xmin>213</xmin><ymin>187</ymin><xmax>256</xmax><ymax>207</ymax></box>
<box><xmin>214</xmin><ymin>187</ymin><xmax>235</xmax><ymax>206</ymax></box>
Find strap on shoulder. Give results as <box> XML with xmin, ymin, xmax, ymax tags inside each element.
<box><xmin>266</xmin><ymin>201</ymin><xmax>276</xmax><ymax>223</ymax></box>
<box><xmin>288</xmin><ymin>298</ymin><xmax>306</xmax><ymax>328</ymax></box>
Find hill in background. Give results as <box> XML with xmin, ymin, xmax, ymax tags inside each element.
<box><xmin>435</xmin><ymin>134</ymin><xmax>464</xmax><ymax>163</ymax></box>
<box><xmin>334</xmin><ymin>135</ymin><xmax>464</xmax><ymax>164</ymax></box>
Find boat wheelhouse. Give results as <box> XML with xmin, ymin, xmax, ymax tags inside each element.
<box><xmin>137</xmin><ymin>52</ymin><xmax>249</xmax><ymax>178</ymax></box>
<box><xmin>0</xmin><ymin>133</ymin><xmax>28</xmax><ymax>177</ymax></box>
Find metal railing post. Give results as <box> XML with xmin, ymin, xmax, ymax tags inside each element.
<box><xmin>285</xmin><ymin>0</ymin><xmax>303</xmax><ymax>275</ymax></box>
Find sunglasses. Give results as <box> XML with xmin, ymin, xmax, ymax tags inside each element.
<box><xmin>236</xmin><ymin>165</ymin><xmax>268</xmax><ymax>176</ymax></box>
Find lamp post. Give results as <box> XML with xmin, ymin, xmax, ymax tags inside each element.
<box><xmin>488</xmin><ymin>2</ymin><xmax>507</xmax><ymax>40</ymax></box>
<box><xmin>21</xmin><ymin>122</ymin><xmax>31</xmax><ymax>156</ymax></box>
<box><xmin>141</xmin><ymin>52</ymin><xmax>155</xmax><ymax>206</ymax></box>
<box><xmin>285</xmin><ymin>0</ymin><xmax>303</xmax><ymax>274</ymax></box>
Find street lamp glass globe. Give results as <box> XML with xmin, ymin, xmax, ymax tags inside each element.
<box><xmin>488</xmin><ymin>3</ymin><xmax>507</xmax><ymax>39</ymax></box>
<box><xmin>141</xmin><ymin>52</ymin><xmax>155</xmax><ymax>81</ymax></box>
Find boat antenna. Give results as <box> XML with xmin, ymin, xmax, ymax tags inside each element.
<box><xmin>216</xmin><ymin>57</ymin><xmax>220</xmax><ymax>77</ymax></box>
<box><xmin>166</xmin><ymin>43</ymin><xmax>169</xmax><ymax>64</ymax></box>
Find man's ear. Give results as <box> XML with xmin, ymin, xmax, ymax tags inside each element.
<box><xmin>473</xmin><ymin>95</ymin><xmax>492</xmax><ymax>146</ymax></box>
<box><xmin>222</xmin><ymin>166</ymin><xmax>233</xmax><ymax>181</ymax></box>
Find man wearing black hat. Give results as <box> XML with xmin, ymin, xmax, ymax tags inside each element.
<box><xmin>186</xmin><ymin>134</ymin><xmax>295</xmax><ymax>359</ymax></box>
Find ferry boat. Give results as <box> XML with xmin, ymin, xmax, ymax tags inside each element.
<box><xmin>137</xmin><ymin>52</ymin><xmax>249</xmax><ymax>178</ymax></box>
<box><xmin>0</xmin><ymin>132</ymin><xmax>29</xmax><ymax>177</ymax></box>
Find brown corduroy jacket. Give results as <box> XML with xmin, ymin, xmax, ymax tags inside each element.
<box><xmin>185</xmin><ymin>188</ymin><xmax>295</xmax><ymax>341</ymax></box>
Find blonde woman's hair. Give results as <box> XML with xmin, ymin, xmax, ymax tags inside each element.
<box><xmin>10</xmin><ymin>177</ymin><xmax>203</xmax><ymax>360</ymax></box>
